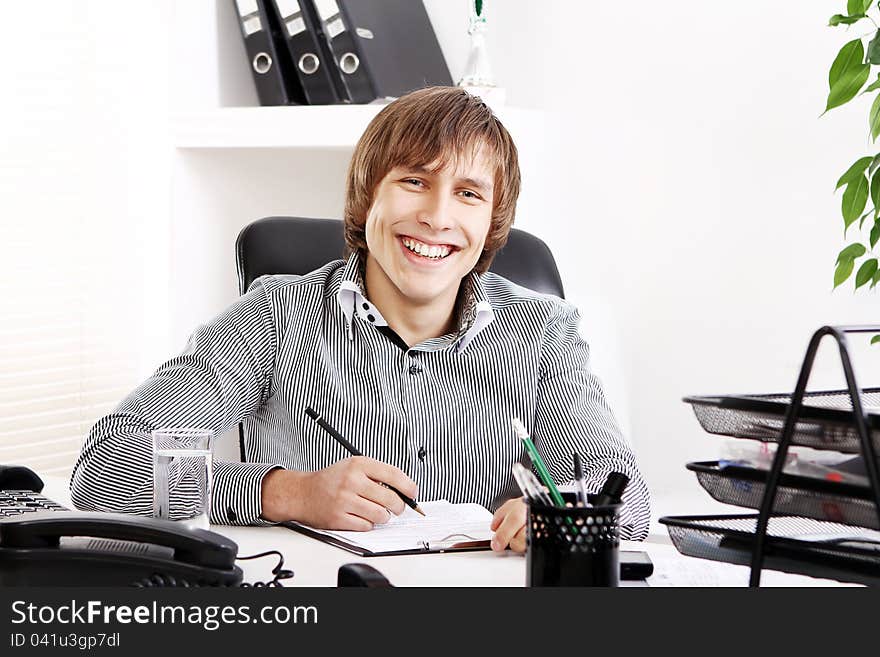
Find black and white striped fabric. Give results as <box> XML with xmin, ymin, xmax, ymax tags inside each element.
<box><xmin>70</xmin><ymin>254</ymin><xmax>651</xmax><ymax>539</ymax></box>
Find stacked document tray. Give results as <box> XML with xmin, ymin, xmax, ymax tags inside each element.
<box><xmin>684</xmin><ymin>389</ymin><xmax>880</xmax><ymax>453</ymax></box>
<box><xmin>686</xmin><ymin>461</ymin><xmax>877</xmax><ymax>529</ymax></box>
<box><xmin>661</xmin><ymin>388</ymin><xmax>880</xmax><ymax>585</ymax></box>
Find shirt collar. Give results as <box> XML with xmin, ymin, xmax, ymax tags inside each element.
<box><xmin>335</xmin><ymin>252</ymin><xmax>494</xmax><ymax>351</ymax></box>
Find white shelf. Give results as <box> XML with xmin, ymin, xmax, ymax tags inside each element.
<box><xmin>171</xmin><ymin>105</ymin><xmax>545</xmax><ymax>150</ymax></box>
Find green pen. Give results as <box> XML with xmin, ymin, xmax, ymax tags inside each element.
<box><xmin>511</xmin><ymin>418</ymin><xmax>565</xmax><ymax>508</ymax></box>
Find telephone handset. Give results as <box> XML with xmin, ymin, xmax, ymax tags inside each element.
<box><xmin>0</xmin><ymin>511</ymin><xmax>244</xmax><ymax>587</ymax></box>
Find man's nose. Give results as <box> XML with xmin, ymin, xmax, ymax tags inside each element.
<box><xmin>417</xmin><ymin>191</ymin><xmax>455</xmax><ymax>231</ymax></box>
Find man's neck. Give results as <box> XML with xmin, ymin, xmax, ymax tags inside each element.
<box><xmin>364</xmin><ymin>256</ymin><xmax>459</xmax><ymax>347</ymax></box>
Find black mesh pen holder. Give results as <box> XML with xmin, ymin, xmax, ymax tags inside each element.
<box><xmin>526</xmin><ymin>492</ymin><xmax>621</xmax><ymax>587</ymax></box>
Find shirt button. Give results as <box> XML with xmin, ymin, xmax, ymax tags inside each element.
<box><xmin>362</xmin><ymin>302</ymin><xmax>369</xmax><ymax>310</ymax></box>
<box><xmin>367</xmin><ymin>314</ymin><xmax>375</xmax><ymax>322</ymax></box>
<box><xmin>417</xmin><ymin>446</ymin><xmax>427</xmax><ymax>461</ymax></box>
<box><xmin>408</xmin><ymin>364</ymin><xmax>422</xmax><ymax>375</ymax></box>
<box><xmin>226</xmin><ymin>506</ymin><xmax>237</xmax><ymax>523</ymax></box>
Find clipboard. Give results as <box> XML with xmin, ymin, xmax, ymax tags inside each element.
<box><xmin>282</xmin><ymin>521</ymin><xmax>491</xmax><ymax>556</ymax></box>
<box><xmin>280</xmin><ymin>499</ymin><xmax>494</xmax><ymax>556</ymax></box>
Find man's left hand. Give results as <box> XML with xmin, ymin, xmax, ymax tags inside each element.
<box><xmin>490</xmin><ymin>498</ymin><xmax>527</xmax><ymax>553</ymax></box>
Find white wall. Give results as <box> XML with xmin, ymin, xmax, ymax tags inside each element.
<box><xmin>491</xmin><ymin>1</ymin><xmax>880</xmax><ymax>495</ymax></box>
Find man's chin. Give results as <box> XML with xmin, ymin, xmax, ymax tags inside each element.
<box><xmin>393</xmin><ymin>280</ymin><xmax>457</xmax><ymax>306</ymax></box>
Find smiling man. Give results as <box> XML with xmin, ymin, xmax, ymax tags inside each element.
<box><xmin>71</xmin><ymin>87</ymin><xmax>650</xmax><ymax>552</ymax></box>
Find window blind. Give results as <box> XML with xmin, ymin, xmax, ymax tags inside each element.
<box><xmin>0</xmin><ymin>2</ymin><xmax>164</xmax><ymax>477</ymax></box>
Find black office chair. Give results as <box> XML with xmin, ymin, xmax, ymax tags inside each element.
<box><xmin>235</xmin><ymin>216</ymin><xmax>565</xmax><ymax>298</ymax></box>
<box><xmin>233</xmin><ymin>216</ymin><xmax>565</xmax><ymax>461</ymax></box>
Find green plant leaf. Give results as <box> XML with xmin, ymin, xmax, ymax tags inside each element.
<box><xmin>872</xmin><ymin>218</ymin><xmax>880</xmax><ymax>248</ymax></box>
<box><xmin>861</xmin><ymin>208</ymin><xmax>875</xmax><ymax>228</ymax></box>
<box><xmin>827</xmin><ymin>64</ymin><xmax>872</xmax><ymax>112</ymax></box>
<box><xmin>871</xmin><ymin>93</ymin><xmax>880</xmax><ymax>141</ymax></box>
<box><xmin>830</xmin><ymin>39</ymin><xmax>866</xmax><ymax>89</ymax></box>
<box><xmin>830</xmin><ymin>13</ymin><xmax>867</xmax><ymax>26</ymax></box>
<box><xmin>856</xmin><ymin>257</ymin><xmax>878</xmax><ymax>288</ymax></box>
<box><xmin>872</xmin><ymin>171</ymin><xmax>880</xmax><ymax>208</ymax></box>
<box><xmin>872</xmin><ymin>270</ymin><xmax>880</xmax><ymax>288</ymax></box>
<box><xmin>835</xmin><ymin>258</ymin><xmax>856</xmax><ymax>288</ymax></box>
<box><xmin>837</xmin><ymin>243</ymin><xmax>868</xmax><ymax>263</ymax></box>
<box><xmin>843</xmin><ymin>175</ymin><xmax>870</xmax><ymax>228</ymax></box>
<box><xmin>848</xmin><ymin>0</ymin><xmax>873</xmax><ymax>15</ymax></box>
<box><xmin>869</xmin><ymin>30</ymin><xmax>880</xmax><ymax>65</ymax></box>
<box><xmin>864</xmin><ymin>74</ymin><xmax>880</xmax><ymax>94</ymax></box>
<box><xmin>869</xmin><ymin>152</ymin><xmax>880</xmax><ymax>176</ymax></box>
<box><xmin>837</xmin><ymin>156</ymin><xmax>874</xmax><ymax>188</ymax></box>
<box><xmin>871</xmin><ymin>334</ymin><xmax>880</xmax><ymax>343</ymax></box>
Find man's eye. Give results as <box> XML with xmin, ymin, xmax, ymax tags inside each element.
<box><xmin>459</xmin><ymin>190</ymin><xmax>480</xmax><ymax>200</ymax></box>
<box><xmin>403</xmin><ymin>178</ymin><xmax>424</xmax><ymax>187</ymax></box>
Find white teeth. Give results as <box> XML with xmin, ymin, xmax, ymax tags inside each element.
<box><xmin>402</xmin><ymin>238</ymin><xmax>452</xmax><ymax>260</ymax></box>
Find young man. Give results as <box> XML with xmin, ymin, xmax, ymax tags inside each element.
<box><xmin>71</xmin><ymin>86</ymin><xmax>650</xmax><ymax>552</ymax></box>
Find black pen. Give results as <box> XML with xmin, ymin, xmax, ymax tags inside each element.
<box><xmin>593</xmin><ymin>472</ymin><xmax>630</xmax><ymax>507</ymax></box>
<box><xmin>304</xmin><ymin>406</ymin><xmax>425</xmax><ymax>516</ymax></box>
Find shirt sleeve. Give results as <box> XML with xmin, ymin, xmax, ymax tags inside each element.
<box><xmin>532</xmin><ymin>299</ymin><xmax>651</xmax><ymax>540</ymax></box>
<box><xmin>69</xmin><ymin>278</ymin><xmax>282</xmax><ymax>526</ymax></box>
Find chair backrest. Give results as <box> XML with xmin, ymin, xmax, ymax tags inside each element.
<box><xmin>235</xmin><ymin>216</ymin><xmax>565</xmax><ymax>298</ymax></box>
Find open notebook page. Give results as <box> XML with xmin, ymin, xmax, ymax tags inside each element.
<box><xmin>290</xmin><ymin>500</ymin><xmax>494</xmax><ymax>553</ymax></box>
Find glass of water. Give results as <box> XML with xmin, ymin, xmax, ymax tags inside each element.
<box><xmin>152</xmin><ymin>428</ymin><xmax>214</xmax><ymax>529</ymax></box>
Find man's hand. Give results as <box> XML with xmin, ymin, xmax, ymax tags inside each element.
<box><xmin>260</xmin><ymin>456</ymin><xmax>418</xmax><ymax>531</ymax></box>
<box><xmin>490</xmin><ymin>497</ymin><xmax>527</xmax><ymax>553</ymax></box>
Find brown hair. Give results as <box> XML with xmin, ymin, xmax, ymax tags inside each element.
<box><xmin>344</xmin><ymin>86</ymin><xmax>520</xmax><ymax>274</ymax></box>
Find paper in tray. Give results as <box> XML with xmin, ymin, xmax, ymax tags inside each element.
<box><xmin>688</xmin><ymin>460</ymin><xmax>880</xmax><ymax>530</ymax></box>
<box><xmin>684</xmin><ymin>388</ymin><xmax>880</xmax><ymax>452</ymax></box>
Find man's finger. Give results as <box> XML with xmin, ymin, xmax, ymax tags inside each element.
<box><xmin>490</xmin><ymin>506</ymin><xmax>507</xmax><ymax>531</ymax></box>
<box><xmin>349</xmin><ymin>494</ymin><xmax>395</xmax><ymax>526</ymax></box>
<box><xmin>491</xmin><ymin>499</ymin><xmax>522</xmax><ymax>531</ymax></box>
<box><xmin>491</xmin><ymin>510</ymin><xmax>526</xmax><ymax>552</ymax></box>
<box><xmin>339</xmin><ymin>513</ymin><xmax>374</xmax><ymax>532</ymax></box>
<box><xmin>360</xmin><ymin>479</ymin><xmax>407</xmax><ymax>516</ymax></box>
<box><xmin>510</xmin><ymin>527</ymin><xmax>527</xmax><ymax>553</ymax></box>
<box><xmin>360</xmin><ymin>458</ymin><xmax>419</xmax><ymax>499</ymax></box>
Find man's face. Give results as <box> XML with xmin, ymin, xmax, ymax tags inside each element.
<box><xmin>364</xmin><ymin>146</ymin><xmax>495</xmax><ymax>307</ymax></box>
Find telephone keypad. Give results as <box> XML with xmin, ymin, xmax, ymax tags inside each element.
<box><xmin>0</xmin><ymin>491</ymin><xmax>68</xmax><ymax>517</ymax></box>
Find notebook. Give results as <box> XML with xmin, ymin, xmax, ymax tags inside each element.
<box><xmin>282</xmin><ymin>500</ymin><xmax>493</xmax><ymax>556</ymax></box>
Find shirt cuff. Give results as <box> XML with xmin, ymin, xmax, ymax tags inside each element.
<box><xmin>211</xmin><ymin>461</ymin><xmax>281</xmax><ymax>526</ymax></box>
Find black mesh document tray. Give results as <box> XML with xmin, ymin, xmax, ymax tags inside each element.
<box><xmin>660</xmin><ymin>513</ymin><xmax>880</xmax><ymax>585</ymax></box>
<box><xmin>684</xmin><ymin>389</ymin><xmax>880</xmax><ymax>452</ymax></box>
<box><xmin>688</xmin><ymin>460</ymin><xmax>880</xmax><ymax>530</ymax></box>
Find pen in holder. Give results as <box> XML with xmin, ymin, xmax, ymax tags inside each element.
<box><xmin>526</xmin><ymin>492</ymin><xmax>621</xmax><ymax>587</ymax></box>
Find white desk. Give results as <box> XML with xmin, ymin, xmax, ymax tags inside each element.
<box><xmin>42</xmin><ymin>478</ymin><xmax>857</xmax><ymax>587</ymax></box>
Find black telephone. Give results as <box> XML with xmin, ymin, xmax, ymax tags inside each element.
<box><xmin>0</xmin><ymin>512</ymin><xmax>244</xmax><ymax>587</ymax></box>
<box><xmin>0</xmin><ymin>466</ymin><xmax>243</xmax><ymax>587</ymax></box>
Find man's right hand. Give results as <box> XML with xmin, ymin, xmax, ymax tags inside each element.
<box><xmin>259</xmin><ymin>456</ymin><xmax>419</xmax><ymax>531</ymax></box>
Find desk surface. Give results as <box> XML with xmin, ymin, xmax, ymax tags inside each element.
<box><xmin>42</xmin><ymin>478</ymin><xmax>857</xmax><ymax>587</ymax></box>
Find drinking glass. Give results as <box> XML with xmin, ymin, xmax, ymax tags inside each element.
<box><xmin>152</xmin><ymin>428</ymin><xmax>214</xmax><ymax>529</ymax></box>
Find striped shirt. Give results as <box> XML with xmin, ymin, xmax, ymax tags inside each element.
<box><xmin>70</xmin><ymin>254</ymin><xmax>651</xmax><ymax>539</ymax></box>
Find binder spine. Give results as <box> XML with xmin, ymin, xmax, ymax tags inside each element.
<box><xmin>269</xmin><ymin>0</ymin><xmax>338</xmax><ymax>105</ymax></box>
<box><xmin>302</xmin><ymin>0</ymin><xmax>375</xmax><ymax>104</ymax></box>
<box><xmin>233</xmin><ymin>0</ymin><xmax>297</xmax><ymax>106</ymax></box>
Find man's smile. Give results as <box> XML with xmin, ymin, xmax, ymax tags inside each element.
<box><xmin>398</xmin><ymin>235</ymin><xmax>460</xmax><ymax>263</ymax></box>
